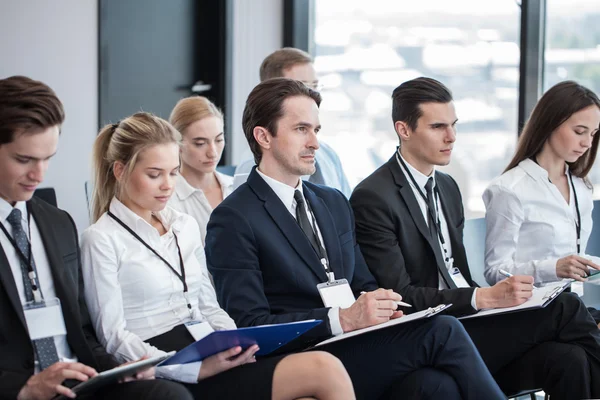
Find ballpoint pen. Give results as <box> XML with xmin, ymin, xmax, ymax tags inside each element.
<box><xmin>360</xmin><ymin>291</ymin><xmax>412</xmax><ymax>307</ymax></box>
<box><xmin>498</xmin><ymin>269</ymin><xmax>513</xmax><ymax>278</ymax></box>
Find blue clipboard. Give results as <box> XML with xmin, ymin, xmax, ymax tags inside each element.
<box><xmin>160</xmin><ymin>319</ymin><xmax>322</xmax><ymax>366</ymax></box>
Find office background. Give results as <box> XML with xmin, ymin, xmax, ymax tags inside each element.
<box><xmin>1</xmin><ymin>0</ymin><xmax>598</xmax><ymax>233</ymax></box>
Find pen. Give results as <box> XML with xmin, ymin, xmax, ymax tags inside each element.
<box><xmin>498</xmin><ymin>269</ymin><xmax>513</xmax><ymax>278</ymax></box>
<box><xmin>360</xmin><ymin>291</ymin><xmax>412</xmax><ymax>308</ymax></box>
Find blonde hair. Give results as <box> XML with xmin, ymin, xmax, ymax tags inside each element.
<box><xmin>91</xmin><ymin>112</ymin><xmax>181</xmax><ymax>222</ymax></box>
<box><xmin>169</xmin><ymin>96</ymin><xmax>223</xmax><ymax>136</ymax></box>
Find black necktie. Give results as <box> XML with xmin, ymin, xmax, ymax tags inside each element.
<box><xmin>308</xmin><ymin>160</ymin><xmax>325</xmax><ymax>185</ymax></box>
<box><xmin>294</xmin><ymin>190</ymin><xmax>321</xmax><ymax>254</ymax></box>
<box><xmin>6</xmin><ymin>208</ymin><xmax>60</xmax><ymax>370</ymax></box>
<box><xmin>423</xmin><ymin>178</ymin><xmax>457</xmax><ymax>289</ymax></box>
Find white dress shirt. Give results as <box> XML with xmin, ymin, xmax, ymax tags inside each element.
<box><xmin>255</xmin><ymin>169</ymin><xmax>344</xmax><ymax>335</ymax></box>
<box><xmin>0</xmin><ymin>198</ymin><xmax>76</xmax><ymax>373</ymax></box>
<box><xmin>81</xmin><ymin>198</ymin><xmax>236</xmax><ymax>383</ymax></box>
<box><xmin>483</xmin><ymin>158</ymin><xmax>593</xmax><ymax>285</ymax></box>
<box><xmin>396</xmin><ymin>153</ymin><xmax>479</xmax><ymax>310</ymax></box>
<box><xmin>168</xmin><ymin>172</ymin><xmax>233</xmax><ymax>246</ymax></box>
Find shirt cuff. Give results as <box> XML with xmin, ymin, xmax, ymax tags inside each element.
<box><xmin>471</xmin><ymin>288</ymin><xmax>478</xmax><ymax>311</ymax></box>
<box><xmin>157</xmin><ymin>361</ymin><xmax>202</xmax><ymax>384</ymax></box>
<box><xmin>328</xmin><ymin>307</ymin><xmax>344</xmax><ymax>336</ymax></box>
<box><xmin>535</xmin><ymin>258</ymin><xmax>560</xmax><ymax>283</ymax></box>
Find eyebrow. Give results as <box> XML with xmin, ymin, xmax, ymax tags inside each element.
<box><xmin>15</xmin><ymin>152</ymin><xmax>57</xmax><ymax>161</ymax></box>
<box><xmin>192</xmin><ymin>132</ymin><xmax>224</xmax><ymax>142</ymax></box>
<box><xmin>146</xmin><ymin>165</ymin><xmax>180</xmax><ymax>172</ymax></box>
<box><xmin>429</xmin><ymin>119</ymin><xmax>458</xmax><ymax>127</ymax></box>
<box><xmin>296</xmin><ymin>121</ymin><xmax>322</xmax><ymax>130</ymax></box>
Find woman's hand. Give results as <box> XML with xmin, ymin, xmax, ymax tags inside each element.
<box><xmin>197</xmin><ymin>345</ymin><xmax>259</xmax><ymax>381</ymax></box>
<box><xmin>556</xmin><ymin>255</ymin><xmax>600</xmax><ymax>282</ymax></box>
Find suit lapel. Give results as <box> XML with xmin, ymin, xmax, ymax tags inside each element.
<box><xmin>303</xmin><ymin>184</ymin><xmax>343</xmax><ymax>280</ymax></box>
<box><xmin>387</xmin><ymin>155</ymin><xmax>449</xmax><ymax>275</ymax></box>
<box><xmin>248</xmin><ymin>171</ymin><xmax>329</xmax><ymax>282</ymax></box>
<box><xmin>0</xmin><ymin>245</ymin><xmax>27</xmax><ymax>329</ymax></box>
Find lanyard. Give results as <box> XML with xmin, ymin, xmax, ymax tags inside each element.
<box><xmin>569</xmin><ymin>170</ymin><xmax>582</xmax><ymax>254</ymax></box>
<box><xmin>396</xmin><ymin>152</ymin><xmax>450</xmax><ymax>263</ymax></box>
<box><xmin>107</xmin><ymin>211</ymin><xmax>192</xmax><ymax>312</ymax></box>
<box><xmin>303</xmin><ymin>198</ymin><xmax>333</xmax><ymax>282</ymax></box>
<box><xmin>0</xmin><ymin>203</ymin><xmax>43</xmax><ymax>303</ymax></box>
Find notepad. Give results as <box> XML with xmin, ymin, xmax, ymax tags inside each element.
<box><xmin>315</xmin><ymin>304</ymin><xmax>452</xmax><ymax>347</ymax></box>
<box><xmin>459</xmin><ymin>281</ymin><xmax>571</xmax><ymax>320</ymax></box>
<box><xmin>160</xmin><ymin>319</ymin><xmax>322</xmax><ymax>366</ymax></box>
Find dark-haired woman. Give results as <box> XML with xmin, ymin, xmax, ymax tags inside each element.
<box><xmin>483</xmin><ymin>81</ymin><xmax>600</xmax><ymax>287</ymax></box>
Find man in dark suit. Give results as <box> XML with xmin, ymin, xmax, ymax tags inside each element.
<box><xmin>205</xmin><ymin>77</ymin><xmax>506</xmax><ymax>400</ymax></box>
<box><xmin>0</xmin><ymin>76</ymin><xmax>191</xmax><ymax>400</ymax></box>
<box><xmin>350</xmin><ymin>77</ymin><xmax>600</xmax><ymax>399</ymax></box>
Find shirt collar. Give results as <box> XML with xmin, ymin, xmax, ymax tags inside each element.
<box><xmin>397</xmin><ymin>149</ymin><xmax>435</xmax><ymax>191</ymax></box>
<box><xmin>175</xmin><ymin>172</ymin><xmax>234</xmax><ymax>201</ymax></box>
<box><xmin>108</xmin><ymin>197</ymin><xmax>184</xmax><ymax>235</ymax></box>
<box><xmin>256</xmin><ymin>168</ymin><xmax>303</xmax><ymax>211</ymax></box>
<box><xmin>0</xmin><ymin>198</ymin><xmax>28</xmax><ymax>226</ymax></box>
<box><xmin>518</xmin><ymin>158</ymin><xmax>569</xmax><ymax>182</ymax></box>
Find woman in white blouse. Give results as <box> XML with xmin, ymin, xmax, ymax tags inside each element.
<box><xmin>483</xmin><ymin>81</ymin><xmax>600</xmax><ymax>286</ymax></box>
<box><xmin>81</xmin><ymin>112</ymin><xmax>355</xmax><ymax>400</ymax></box>
<box><xmin>168</xmin><ymin>96</ymin><xmax>232</xmax><ymax>245</ymax></box>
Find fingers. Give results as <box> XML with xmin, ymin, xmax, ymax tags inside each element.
<box><xmin>375</xmin><ymin>300</ymin><xmax>398</xmax><ymax>310</ymax></box>
<box><xmin>55</xmin><ymin>384</ymin><xmax>76</xmax><ymax>399</ymax></box>
<box><xmin>219</xmin><ymin>346</ymin><xmax>243</xmax><ymax>360</ymax></box>
<box><xmin>509</xmin><ymin>275</ymin><xmax>534</xmax><ymax>285</ymax></box>
<box><xmin>60</xmin><ymin>368</ymin><xmax>93</xmax><ymax>383</ymax></box>
<box><xmin>391</xmin><ymin>310</ymin><xmax>404</xmax><ymax>319</ymax></box>
<box><xmin>230</xmin><ymin>345</ymin><xmax>259</xmax><ymax>366</ymax></box>
<box><xmin>371</xmin><ymin>289</ymin><xmax>403</xmax><ymax>302</ymax></box>
<box><xmin>62</xmin><ymin>362</ymin><xmax>98</xmax><ymax>378</ymax></box>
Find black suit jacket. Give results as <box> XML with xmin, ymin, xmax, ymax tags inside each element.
<box><xmin>0</xmin><ymin>198</ymin><xmax>118</xmax><ymax>399</ymax></box>
<box><xmin>350</xmin><ymin>154</ymin><xmax>478</xmax><ymax>317</ymax></box>
<box><xmin>206</xmin><ymin>169</ymin><xmax>378</xmax><ymax>345</ymax></box>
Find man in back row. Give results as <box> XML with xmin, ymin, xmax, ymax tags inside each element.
<box><xmin>234</xmin><ymin>47</ymin><xmax>352</xmax><ymax>197</ymax></box>
<box><xmin>0</xmin><ymin>76</ymin><xmax>192</xmax><ymax>400</ymax></box>
<box><xmin>350</xmin><ymin>77</ymin><xmax>600</xmax><ymax>399</ymax></box>
<box><xmin>206</xmin><ymin>77</ymin><xmax>506</xmax><ymax>399</ymax></box>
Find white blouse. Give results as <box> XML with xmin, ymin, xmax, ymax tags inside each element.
<box><xmin>168</xmin><ymin>172</ymin><xmax>233</xmax><ymax>245</ymax></box>
<box><xmin>483</xmin><ymin>159</ymin><xmax>593</xmax><ymax>285</ymax></box>
<box><xmin>81</xmin><ymin>198</ymin><xmax>236</xmax><ymax>383</ymax></box>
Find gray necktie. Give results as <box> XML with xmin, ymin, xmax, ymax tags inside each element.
<box><xmin>7</xmin><ymin>208</ymin><xmax>60</xmax><ymax>370</ymax></box>
<box><xmin>308</xmin><ymin>159</ymin><xmax>325</xmax><ymax>185</ymax></box>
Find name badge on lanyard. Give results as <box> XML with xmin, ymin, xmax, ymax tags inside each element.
<box><xmin>23</xmin><ymin>297</ymin><xmax>67</xmax><ymax>340</ymax></box>
<box><xmin>450</xmin><ymin>266</ymin><xmax>471</xmax><ymax>289</ymax></box>
<box><xmin>317</xmin><ymin>279</ymin><xmax>356</xmax><ymax>309</ymax></box>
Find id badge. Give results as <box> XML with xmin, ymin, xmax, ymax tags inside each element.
<box><xmin>184</xmin><ymin>321</ymin><xmax>214</xmax><ymax>341</ymax></box>
<box><xmin>450</xmin><ymin>267</ymin><xmax>471</xmax><ymax>289</ymax></box>
<box><xmin>317</xmin><ymin>279</ymin><xmax>356</xmax><ymax>309</ymax></box>
<box><xmin>23</xmin><ymin>297</ymin><xmax>67</xmax><ymax>340</ymax></box>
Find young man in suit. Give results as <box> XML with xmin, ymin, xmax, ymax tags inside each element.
<box><xmin>233</xmin><ymin>47</ymin><xmax>352</xmax><ymax>197</ymax></box>
<box><xmin>350</xmin><ymin>76</ymin><xmax>600</xmax><ymax>399</ymax></box>
<box><xmin>0</xmin><ymin>76</ymin><xmax>192</xmax><ymax>400</ymax></box>
<box><xmin>205</xmin><ymin>77</ymin><xmax>506</xmax><ymax>400</ymax></box>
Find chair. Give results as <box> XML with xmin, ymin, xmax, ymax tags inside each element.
<box><xmin>216</xmin><ymin>165</ymin><xmax>236</xmax><ymax>177</ymax></box>
<box><xmin>463</xmin><ymin>218</ymin><xmax>490</xmax><ymax>287</ymax></box>
<box><xmin>33</xmin><ymin>187</ymin><xmax>57</xmax><ymax>207</ymax></box>
<box><xmin>585</xmin><ymin>199</ymin><xmax>600</xmax><ymax>256</ymax></box>
<box><xmin>85</xmin><ymin>181</ymin><xmax>93</xmax><ymax>221</ymax></box>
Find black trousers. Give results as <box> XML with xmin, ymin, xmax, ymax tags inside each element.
<box><xmin>319</xmin><ymin>315</ymin><xmax>505</xmax><ymax>400</ymax></box>
<box><xmin>461</xmin><ymin>292</ymin><xmax>600</xmax><ymax>400</ymax></box>
<box><xmin>77</xmin><ymin>379</ymin><xmax>193</xmax><ymax>400</ymax></box>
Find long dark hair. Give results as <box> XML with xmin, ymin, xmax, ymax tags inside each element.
<box><xmin>504</xmin><ymin>81</ymin><xmax>600</xmax><ymax>180</ymax></box>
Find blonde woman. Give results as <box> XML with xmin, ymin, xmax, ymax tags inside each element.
<box><xmin>80</xmin><ymin>112</ymin><xmax>355</xmax><ymax>400</ymax></box>
<box><xmin>169</xmin><ymin>97</ymin><xmax>231</xmax><ymax>245</ymax></box>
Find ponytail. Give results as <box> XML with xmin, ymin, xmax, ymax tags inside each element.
<box><xmin>91</xmin><ymin>123</ymin><xmax>118</xmax><ymax>222</ymax></box>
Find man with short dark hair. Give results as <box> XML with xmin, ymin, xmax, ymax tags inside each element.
<box><xmin>0</xmin><ymin>76</ymin><xmax>192</xmax><ymax>400</ymax></box>
<box><xmin>234</xmin><ymin>47</ymin><xmax>351</xmax><ymax>197</ymax></box>
<box><xmin>351</xmin><ymin>76</ymin><xmax>600</xmax><ymax>399</ymax></box>
<box><xmin>206</xmin><ymin>77</ymin><xmax>506</xmax><ymax>400</ymax></box>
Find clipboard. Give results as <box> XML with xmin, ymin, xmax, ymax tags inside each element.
<box><xmin>160</xmin><ymin>319</ymin><xmax>322</xmax><ymax>366</ymax></box>
<box><xmin>459</xmin><ymin>280</ymin><xmax>571</xmax><ymax>320</ymax></box>
<box><xmin>70</xmin><ymin>352</ymin><xmax>175</xmax><ymax>395</ymax></box>
<box><xmin>315</xmin><ymin>304</ymin><xmax>452</xmax><ymax>347</ymax></box>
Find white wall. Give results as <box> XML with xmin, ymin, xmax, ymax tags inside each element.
<box><xmin>230</xmin><ymin>0</ymin><xmax>283</xmax><ymax>164</ymax></box>
<box><xmin>0</xmin><ymin>0</ymin><xmax>98</xmax><ymax>233</ymax></box>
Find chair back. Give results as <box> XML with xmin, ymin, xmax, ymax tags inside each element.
<box><xmin>463</xmin><ymin>217</ymin><xmax>490</xmax><ymax>287</ymax></box>
<box><xmin>586</xmin><ymin>199</ymin><xmax>600</xmax><ymax>256</ymax></box>
<box><xmin>33</xmin><ymin>187</ymin><xmax>57</xmax><ymax>207</ymax></box>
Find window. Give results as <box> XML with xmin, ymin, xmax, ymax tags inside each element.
<box><xmin>313</xmin><ymin>0</ymin><xmax>521</xmax><ymax>217</ymax></box>
<box><xmin>545</xmin><ymin>0</ymin><xmax>600</xmax><ymax>194</ymax></box>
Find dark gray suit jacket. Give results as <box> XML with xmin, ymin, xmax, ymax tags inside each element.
<box><xmin>0</xmin><ymin>198</ymin><xmax>118</xmax><ymax>399</ymax></box>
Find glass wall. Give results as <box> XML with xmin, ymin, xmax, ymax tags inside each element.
<box><xmin>313</xmin><ymin>0</ymin><xmax>521</xmax><ymax>217</ymax></box>
<box><xmin>545</xmin><ymin>0</ymin><xmax>600</xmax><ymax>194</ymax></box>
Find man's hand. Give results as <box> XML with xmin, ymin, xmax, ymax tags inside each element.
<box><xmin>17</xmin><ymin>362</ymin><xmax>97</xmax><ymax>400</ymax></box>
<box><xmin>476</xmin><ymin>275</ymin><xmax>534</xmax><ymax>309</ymax></box>
<box><xmin>198</xmin><ymin>345</ymin><xmax>259</xmax><ymax>381</ymax></box>
<box><xmin>339</xmin><ymin>288</ymin><xmax>403</xmax><ymax>332</ymax></box>
<box><xmin>556</xmin><ymin>255</ymin><xmax>600</xmax><ymax>282</ymax></box>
